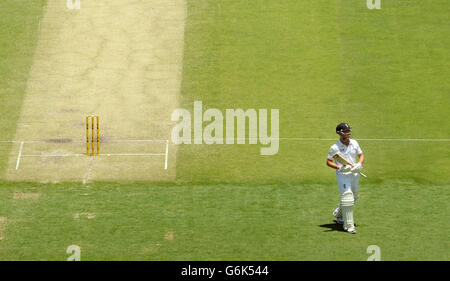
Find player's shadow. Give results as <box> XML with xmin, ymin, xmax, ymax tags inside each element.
<box><xmin>319</xmin><ymin>221</ymin><xmax>345</xmax><ymax>232</ymax></box>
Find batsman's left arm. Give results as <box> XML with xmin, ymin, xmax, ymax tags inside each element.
<box><xmin>358</xmin><ymin>153</ymin><xmax>365</xmax><ymax>165</ymax></box>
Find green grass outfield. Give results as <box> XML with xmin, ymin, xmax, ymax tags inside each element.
<box><xmin>178</xmin><ymin>0</ymin><xmax>449</xmax><ymax>184</ymax></box>
<box><xmin>0</xmin><ymin>181</ymin><xmax>448</xmax><ymax>260</ymax></box>
<box><xmin>0</xmin><ymin>0</ymin><xmax>449</xmax><ymax>260</ymax></box>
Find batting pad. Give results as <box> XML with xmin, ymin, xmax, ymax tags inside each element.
<box><xmin>341</xmin><ymin>191</ymin><xmax>355</xmax><ymax>230</ymax></box>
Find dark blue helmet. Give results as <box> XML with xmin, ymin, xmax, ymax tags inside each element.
<box><xmin>336</xmin><ymin>123</ymin><xmax>351</xmax><ymax>135</ymax></box>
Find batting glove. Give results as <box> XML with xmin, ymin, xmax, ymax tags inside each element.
<box><xmin>339</xmin><ymin>165</ymin><xmax>352</xmax><ymax>173</ymax></box>
<box><xmin>351</xmin><ymin>163</ymin><xmax>362</xmax><ymax>173</ymax></box>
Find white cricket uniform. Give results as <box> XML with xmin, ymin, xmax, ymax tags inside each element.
<box><xmin>327</xmin><ymin>139</ymin><xmax>363</xmax><ymax>196</ymax></box>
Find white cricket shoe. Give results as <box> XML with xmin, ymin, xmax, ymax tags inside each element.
<box><xmin>346</xmin><ymin>226</ymin><xmax>357</xmax><ymax>234</ymax></box>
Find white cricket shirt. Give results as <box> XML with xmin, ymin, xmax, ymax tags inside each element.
<box><xmin>327</xmin><ymin>139</ymin><xmax>363</xmax><ymax>168</ymax></box>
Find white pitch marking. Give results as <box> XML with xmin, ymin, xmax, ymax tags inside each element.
<box><xmin>83</xmin><ymin>157</ymin><xmax>94</xmax><ymax>185</ymax></box>
<box><xmin>103</xmin><ymin>153</ymin><xmax>166</xmax><ymax>157</ymax></box>
<box><xmin>164</xmin><ymin>140</ymin><xmax>169</xmax><ymax>170</ymax></box>
<box><xmin>15</xmin><ymin>141</ymin><xmax>24</xmax><ymax>170</ymax></box>
<box><xmin>0</xmin><ymin>139</ymin><xmax>169</xmax><ymax>143</ymax></box>
<box><xmin>21</xmin><ymin>153</ymin><xmax>166</xmax><ymax>157</ymax></box>
<box><xmin>22</xmin><ymin>154</ymin><xmax>85</xmax><ymax>157</ymax></box>
<box><xmin>105</xmin><ymin>139</ymin><xmax>169</xmax><ymax>143</ymax></box>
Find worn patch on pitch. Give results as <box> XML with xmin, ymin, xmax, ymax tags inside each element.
<box><xmin>0</xmin><ymin>216</ymin><xmax>7</xmax><ymax>240</ymax></box>
<box><xmin>141</xmin><ymin>243</ymin><xmax>162</xmax><ymax>255</ymax></box>
<box><xmin>45</xmin><ymin>138</ymin><xmax>73</xmax><ymax>143</ymax></box>
<box><xmin>164</xmin><ymin>231</ymin><xmax>175</xmax><ymax>241</ymax></box>
<box><xmin>13</xmin><ymin>192</ymin><xmax>40</xmax><ymax>200</ymax></box>
<box><xmin>73</xmin><ymin>212</ymin><xmax>96</xmax><ymax>220</ymax></box>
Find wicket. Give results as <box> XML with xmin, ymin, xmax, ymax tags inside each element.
<box><xmin>86</xmin><ymin>115</ymin><xmax>100</xmax><ymax>155</ymax></box>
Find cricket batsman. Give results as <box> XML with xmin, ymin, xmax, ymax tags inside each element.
<box><xmin>326</xmin><ymin>123</ymin><xmax>365</xmax><ymax>234</ymax></box>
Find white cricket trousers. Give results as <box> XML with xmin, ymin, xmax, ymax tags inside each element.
<box><xmin>336</xmin><ymin>172</ymin><xmax>360</xmax><ymax>197</ymax></box>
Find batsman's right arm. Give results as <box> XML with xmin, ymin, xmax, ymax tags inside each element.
<box><xmin>326</xmin><ymin>159</ymin><xmax>339</xmax><ymax>170</ymax></box>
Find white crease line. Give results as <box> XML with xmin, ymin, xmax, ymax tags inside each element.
<box><xmin>103</xmin><ymin>153</ymin><xmax>166</xmax><ymax>156</ymax></box>
<box><xmin>21</xmin><ymin>153</ymin><xmax>166</xmax><ymax>157</ymax></box>
<box><xmin>164</xmin><ymin>140</ymin><xmax>169</xmax><ymax>170</ymax></box>
<box><xmin>0</xmin><ymin>139</ymin><xmax>169</xmax><ymax>143</ymax></box>
<box><xmin>22</xmin><ymin>154</ymin><xmax>85</xmax><ymax>157</ymax></box>
<box><xmin>106</xmin><ymin>139</ymin><xmax>169</xmax><ymax>143</ymax></box>
<box><xmin>83</xmin><ymin>157</ymin><xmax>93</xmax><ymax>185</ymax></box>
<box><xmin>15</xmin><ymin>141</ymin><xmax>24</xmax><ymax>170</ymax></box>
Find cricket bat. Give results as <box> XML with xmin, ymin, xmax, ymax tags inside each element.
<box><xmin>332</xmin><ymin>153</ymin><xmax>367</xmax><ymax>178</ymax></box>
